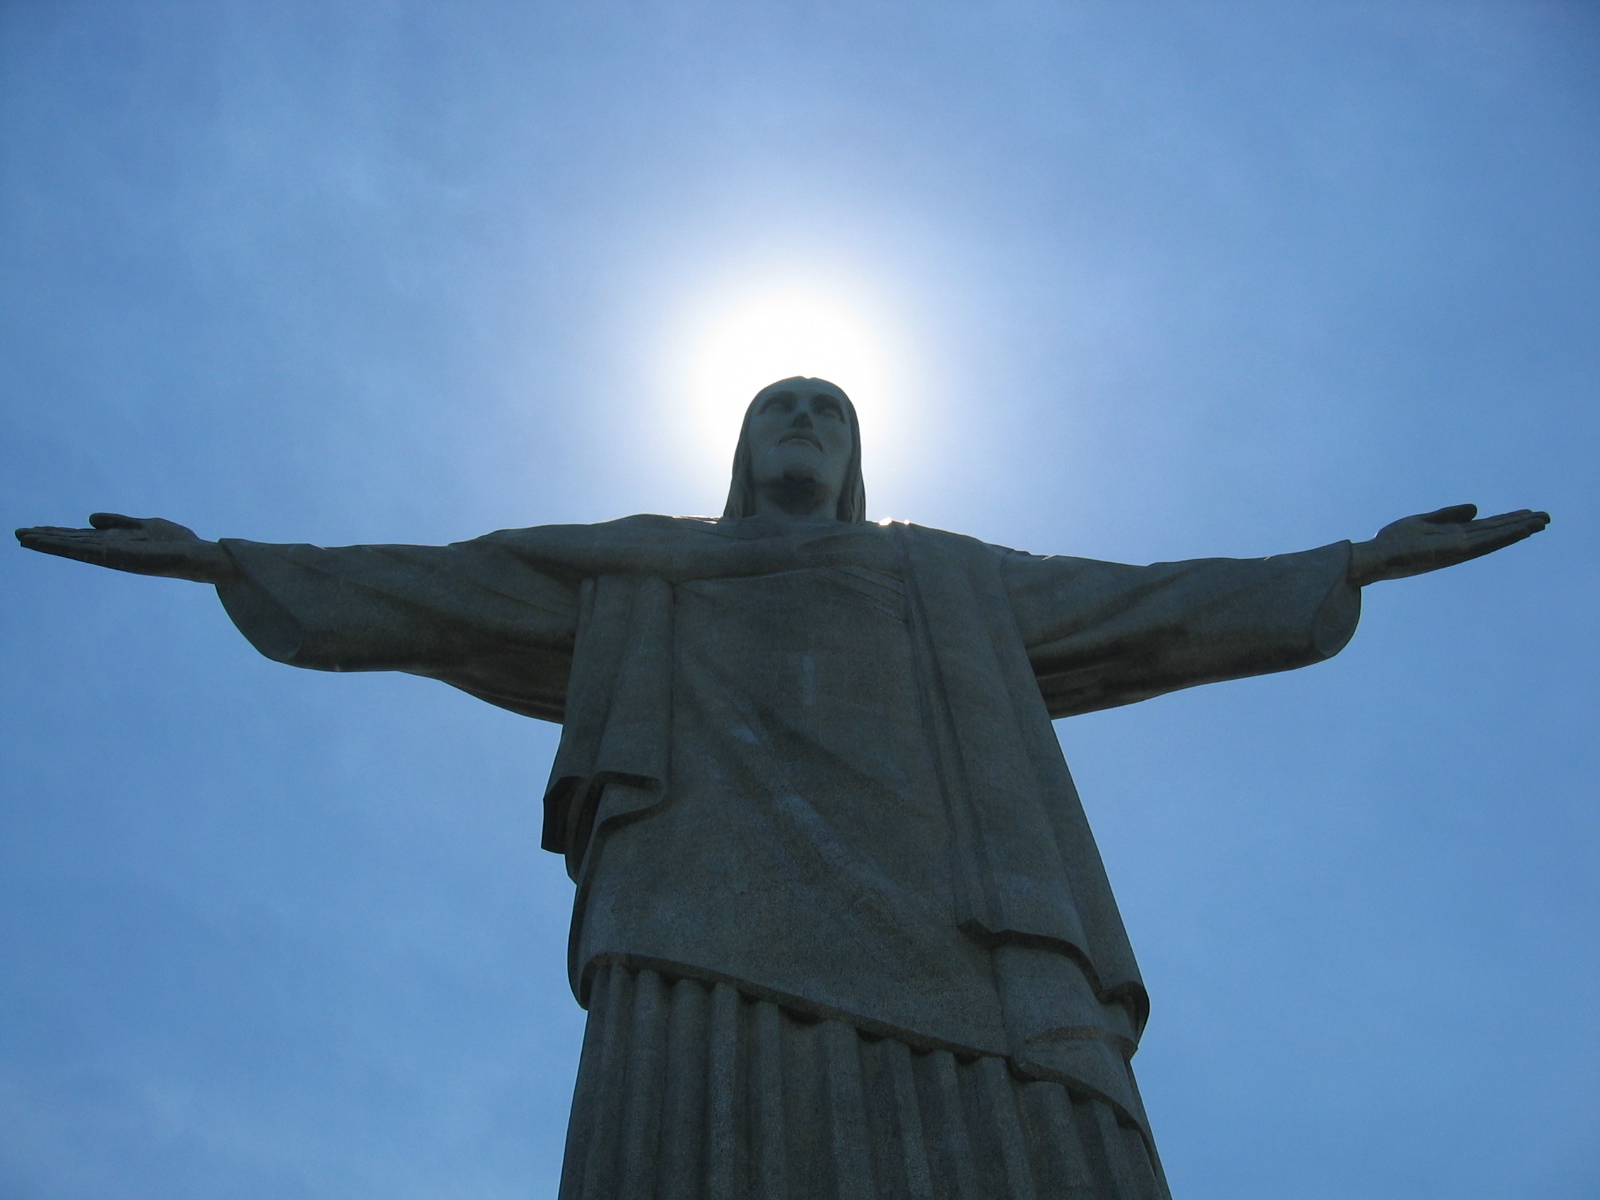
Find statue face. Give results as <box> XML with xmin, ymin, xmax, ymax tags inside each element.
<box><xmin>746</xmin><ymin>380</ymin><xmax>854</xmax><ymax>508</ymax></box>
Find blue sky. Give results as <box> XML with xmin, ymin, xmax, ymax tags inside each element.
<box><xmin>2</xmin><ymin>4</ymin><xmax>1595</xmax><ymax>1197</ymax></box>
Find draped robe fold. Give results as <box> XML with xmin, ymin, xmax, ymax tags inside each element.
<box><xmin>214</xmin><ymin>514</ymin><xmax>1359</xmax><ymax>1160</ymax></box>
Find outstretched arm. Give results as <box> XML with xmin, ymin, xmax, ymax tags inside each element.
<box><xmin>1347</xmin><ymin>504</ymin><xmax>1549</xmax><ymax>587</ymax></box>
<box><xmin>1006</xmin><ymin>501</ymin><xmax>1548</xmax><ymax>719</ymax></box>
<box><xmin>17</xmin><ymin>512</ymin><xmax>580</xmax><ymax>722</ymax></box>
<box><xmin>15</xmin><ymin>513</ymin><xmax>238</xmax><ymax>584</ymax></box>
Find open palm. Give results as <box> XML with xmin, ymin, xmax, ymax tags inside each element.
<box><xmin>14</xmin><ymin>513</ymin><xmax>236</xmax><ymax>583</ymax></box>
<box><xmin>1349</xmin><ymin>504</ymin><xmax>1550</xmax><ymax>586</ymax></box>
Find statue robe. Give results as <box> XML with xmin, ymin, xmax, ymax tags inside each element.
<box><xmin>214</xmin><ymin>514</ymin><xmax>1359</xmax><ymax>1188</ymax></box>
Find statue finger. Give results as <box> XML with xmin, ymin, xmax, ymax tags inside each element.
<box><xmin>16</xmin><ymin>529</ymin><xmax>107</xmax><ymax>562</ymax></box>
<box><xmin>1468</xmin><ymin>512</ymin><xmax>1549</xmax><ymax>541</ymax></box>
<box><xmin>1461</xmin><ymin>524</ymin><xmax>1538</xmax><ymax>556</ymax></box>
<box><xmin>89</xmin><ymin>512</ymin><xmax>144</xmax><ymax>530</ymax></box>
<box><xmin>1422</xmin><ymin>503</ymin><xmax>1478</xmax><ymax>525</ymax></box>
<box><xmin>1464</xmin><ymin>510</ymin><xmax>1533</xmax><ymax>531</ymax></box>
<box><xmin>17</xmin><ymin>526</ymin><xmax>90</xmax><ymax>544</ymax></box>
<box><xmin>1478</xmin><ymin>509</ymin><xmax>1549</xmax><ymax>529</ymax></box>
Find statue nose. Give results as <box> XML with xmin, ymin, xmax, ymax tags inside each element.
<box><xmin>793</xmin><ymin>413</ymin><xmax>813</xmax><ymax>429</ymax></box>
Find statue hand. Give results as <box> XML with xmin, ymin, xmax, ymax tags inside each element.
<box><xmin>14</xmin><ymin>513</ymin><xmax>238</xmax><ymax>584</ymax></box>
<box><xmin>1348</xmin><ymin>504</ymin><xmax>1549</xmax><ymax>586</ymax></box>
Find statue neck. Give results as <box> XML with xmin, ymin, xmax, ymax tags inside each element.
<box><xmin>752</xmin><ymin>476</ymin><xmax>840</xmax><ymax>523</ymax></box>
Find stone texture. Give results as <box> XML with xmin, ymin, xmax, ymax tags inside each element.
<box><xmin>562</xmin><ymin>963</ymin><xmax>1166</xmax><ymax>1200</ymax></box>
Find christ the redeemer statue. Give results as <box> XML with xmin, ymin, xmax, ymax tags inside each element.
<box><xmin>18</xmin><ymin>378</ymin><xmax>1547</xmax><ymax>1200</ymax></box>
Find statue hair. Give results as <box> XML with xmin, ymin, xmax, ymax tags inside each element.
<box><xmin>722</xmin><ymin>378</ymin><xmax>867</xmax><ymax>523</ymax></box>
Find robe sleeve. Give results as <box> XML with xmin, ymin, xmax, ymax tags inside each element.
<box><xmin>214</xmin><ymin>537</ymin><xmax>579</xmax><ymax>722</ymax></box>
<box><xmin>1003</xmin><ymin>541</ymin><xmax>1361</xmax><ymax>719</ymax></box>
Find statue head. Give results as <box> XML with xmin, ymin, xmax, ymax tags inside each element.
<box><xmin>723</xmin><ymin>377</ymin><xmax>866</xmax><ymax>523</ymax></box>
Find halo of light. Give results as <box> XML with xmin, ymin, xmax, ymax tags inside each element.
<box><xmin>689</xmin><ymin>288</ymin><xmax>889</xmax><ymax>418</ymax></box>
<box><xmin>669</xmin><ymin>280</ymin><xmax>911</xmax><ymax>488</ymax></box>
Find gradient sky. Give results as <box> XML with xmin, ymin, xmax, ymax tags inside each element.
<box><xmin>2</xmin><ymin>4</ymin><xmax>1596</xmax><ymax>1198</ymax></box>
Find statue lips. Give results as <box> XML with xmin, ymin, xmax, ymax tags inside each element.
<box><xmin>778</xmin><ymin>430</ymin><xmax>823</xmax><ymax>451</ymax></box>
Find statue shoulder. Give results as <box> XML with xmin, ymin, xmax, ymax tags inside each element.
<box><xmin>459</xmin><ymin>514</ymin><xmax>738</xmax><ymax>579</ymax></box>
<box><xmin>893</xmin><ymin>520</ymin><xmax>1022</xmax><ymax>564</ymax></box>
<box><xmin>468</xmin><ymin>513</ymin><xmax>720</xmax><ymax>547</ymax></box>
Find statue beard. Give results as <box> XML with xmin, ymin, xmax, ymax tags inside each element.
<box><xmin>759</xmin><ymin>467</ymin><xmax>836</xmax><ymax>518</ymax></box>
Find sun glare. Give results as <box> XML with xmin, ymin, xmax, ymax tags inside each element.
<box><xmin>677</xmin><ymin>284</ymin><xmax>905</xmax><ymax>470</ymax></box>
